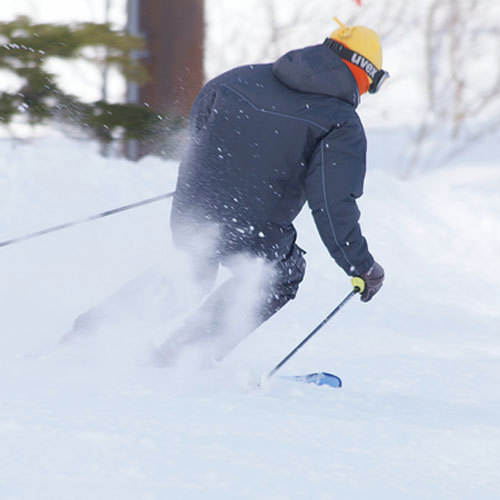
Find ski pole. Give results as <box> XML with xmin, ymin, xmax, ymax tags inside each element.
<box><xmin>267</xmin><ymin>277</ymin><xmax>365</xmax><ymax>379</ymax></box>
<box><xmin>0</xmin><ymin>191</ymin><xmax>175</xmax><ymax>249</ymax></box>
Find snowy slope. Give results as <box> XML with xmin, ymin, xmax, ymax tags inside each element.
<box><xmin>1</xmin><ymin>134</ymin><xmax>500</xmax><ymax>500</ymax></box>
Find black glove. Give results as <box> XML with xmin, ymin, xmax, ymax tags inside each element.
<box><xmin>359</xmin><ymin>261</ymin><xmax>384</xmax><ymax>302</ymax></box>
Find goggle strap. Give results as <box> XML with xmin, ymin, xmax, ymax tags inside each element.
<box><xmin>322</xmin><ymin>38</ymin><xmax>385</xmax><ymax>87</ymax></box>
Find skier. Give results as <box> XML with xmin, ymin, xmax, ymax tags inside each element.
<box><xmin>152</xmin><ymin>18</ymin><xmax>387</xmax><ymax>366</ymax></box>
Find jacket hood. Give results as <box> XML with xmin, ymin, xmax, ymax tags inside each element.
<box><xmin>272</xmin><ymin>44</ymin><xmax>360</xmax><ymax>108</ymax></box>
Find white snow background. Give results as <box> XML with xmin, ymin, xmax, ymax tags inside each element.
<box><xmin>1</xmin><ymin>1</ymin><xmax>500</xmax><ymax>499</ymax></box>
<box><xmin>1</xmin><ymin>133</ymin><xmax>499</xmax><ymax>500</ymax></box>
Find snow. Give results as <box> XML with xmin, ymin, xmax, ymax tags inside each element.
<box><xmin>1</xmin><ymin>133</ymin><xmax>499</xmax><ymax>499</ymax></box>
<box><xmin>1</xmin><ymin>1</ymin><xmax>500</xmax><ymax>496</ymax></box>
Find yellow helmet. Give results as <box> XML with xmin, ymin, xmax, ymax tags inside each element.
<box><xmin>330</xmin><ymin>17</ymin><xmax>383</xmax><ymax>71</ymax></box>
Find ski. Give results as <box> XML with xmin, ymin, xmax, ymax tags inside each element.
<box><xmin>279</xmin><ymin>372</ymin><xmax>342</xmax><ymax>388</ymax></box>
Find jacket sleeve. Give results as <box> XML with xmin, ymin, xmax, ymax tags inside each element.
<box><xmin>304</xmin><ymin>117</ymin><xmax>374</xmax><ymax>276</ymax></box>
<box><xmin>189</xmin><ymin>80</ymin><xmax>218</xmax><ymax>136</ymax></box>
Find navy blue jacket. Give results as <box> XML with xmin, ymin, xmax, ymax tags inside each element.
<box><xmin>171</xmin><ymin>44</ymin><xmax>374</xmax><ymax>276</ymax></box>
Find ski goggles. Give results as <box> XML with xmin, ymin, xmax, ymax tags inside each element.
<box><xmin>323</xmin><ymin>38</ymin><xmax>390</xmax><ymax>94</ymax></box>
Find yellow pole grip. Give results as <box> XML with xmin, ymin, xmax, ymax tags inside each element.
<box><xmin>351</xmin><ymin>277</ymin><xmax>365</xmax><ymax>293</ymax></box>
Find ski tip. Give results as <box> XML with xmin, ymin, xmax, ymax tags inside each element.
<box><xmin>279</xmin><ymin>372</ymin><xmax>342</xmax><ymax>388</ymax></box>
<box><xmin>303</xmin><ymin>372</ymin><xmax>342</xmax><ymax>388</ymax></box>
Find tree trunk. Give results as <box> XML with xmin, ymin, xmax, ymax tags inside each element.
<box><xmin>127</xmin><ymin>0</ymin><xmax>204</xmax><ymax>159</ymax></box>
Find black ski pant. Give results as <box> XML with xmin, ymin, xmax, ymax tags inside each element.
<box><xmin>153</xmin><ymin>243</ymin><xmax>306</xmax><ymax>366</ymax></box>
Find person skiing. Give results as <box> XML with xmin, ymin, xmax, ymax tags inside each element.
<box><xmin>152</xmin><ymin>18</ymin><xmax>387</xmax><ymax>366</ymax></box>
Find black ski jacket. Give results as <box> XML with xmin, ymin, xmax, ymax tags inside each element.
<box><xmin>171</xmin><ymin>43</ymin><xmax>374</xmax><ymax>276</ymax></box>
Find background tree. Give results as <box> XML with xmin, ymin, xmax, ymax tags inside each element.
<box><xmin>0</xmin><ymin>15</ymin><xmax>184</xmax><ymax>153</ymax></box>
<box><xmin>125</xmin><ymin>0</ymin><xmax>204</xmax><ymax>160</ymax></box>
<box><xmin>405</xmin><ymin>0</ymin><xmax>500</xmax><ymax>176</ymax></box>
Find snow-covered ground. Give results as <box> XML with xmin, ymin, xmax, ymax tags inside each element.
<box><xmin>1</xmin><ymin>134</ymin><xmax>499</xmax><ymax>499</ymax></box>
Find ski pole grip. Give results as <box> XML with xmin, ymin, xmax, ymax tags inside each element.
<box><xmin>351</xmin><ymin>277</ymin><xmax>365</xmax><ymax>294</ymax></box>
